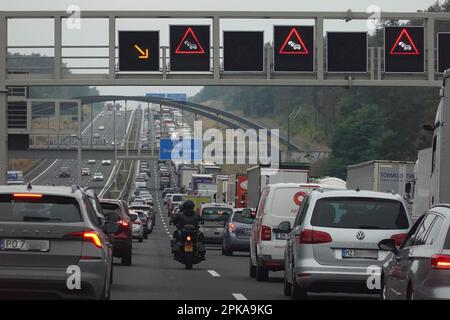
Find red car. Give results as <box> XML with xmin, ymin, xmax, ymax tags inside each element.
<box><xmin>100</xmin><ymin>199</ymin><xmax>133</xmax><ymax>266</ymax></box>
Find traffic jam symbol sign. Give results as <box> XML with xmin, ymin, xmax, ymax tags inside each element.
<box><xmin>293</xmin><ymin>191</ymin><xmax>307</xmax><ymax>206</ymax></box>
<box><xmin>279</xmin><ymin>28</ymin><xmax>309</xmax><ymax>55</ymax></box>
<box><xmin>384</xmin><ymin>26</ymin><xmax>424</xmax><ymax>73</ymax></box>
<box><xmin>175</xmin><ymin>27</ymin><xmax>205</xmax><ymax>54</ymax></box>
<box><xmin>170</xmin><ymin>25</ymin><xmax>210</xmax><ymax>71</ymax></box>
<box><xmin>390</xmin><ymin>28</ymin><xmax>420</xmax><ymax>55</ymax></box>
<box><xmin>274</xmin><ymin>26</ymin><xmax>314</xmax><ymax>72</ymax></box>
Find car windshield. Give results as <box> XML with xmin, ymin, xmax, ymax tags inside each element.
<box><xmin>445</xmin><ymin>227</ymin><xmax>450</xmax><ymax>250</ymax></box>
<box><xmin>233</xmin><ymin>209</ymin><xmax>255</xmax><ymax>224</ymax></box>
<box><xmin>0</xmin><ymin>194</ymin><xmax>82</xmax><ymax>223</ymax></box>
<box><xmin>310</xmin><ymin>197</ymin><xmax>409</xmax><ymax>230</ymax></box>
<box><xmin>202</xmin><ymin>207</ymin><xmax>233</xmax><ymax>221</ymax></box>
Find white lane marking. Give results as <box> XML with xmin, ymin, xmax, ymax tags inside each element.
<box><xmin>207</xmin><ymin>270</ymin><xmax>221</xmax><ymax>277</ymax></box>
<box><xmin>232</xmin><ymin>293</ymin><xmax>248</xmax><ymax>301</ymax></box>
<box><xmin>30</xmin><ymin>159</ymin><xmax>59</xmax><ymax>183</ymax></box>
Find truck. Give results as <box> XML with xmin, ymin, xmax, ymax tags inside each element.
<box><xmin>191</xmin><ymin>174</ymin><xmax>214</xmax><ymax>195</ymax></box>
<box><xmin>226</xmin><ymin>174</ymin><xmax>248</xmax><ymax>208</ymax></box>
<box><xmin>246</xmin><ymin>164</ymin><xmax>309</xmax><ymax>208</ymax></box>
<box><xmin>7</xmin><ymin>170</ymin><xmax>25</xmax><ymax>185</ymax></box>
<box><xmin>199</xmin><ymin>163</ymin><xmax>221</xmax><ymax>175</ymax></box>
<box><xmin>178</xmin><ymin>166</ymin><xmax>198</xmax><ymax>191</ymax></box>
<box><xmin>197</xmin><ymin>183</ymin><xmax>218</xmax><ymax>198</ymax></box>
<box><xmin>346</xmin><ymin>160</ymin><xmax>415</xmax><ymax>212</ymax></box>
<box><xmin>215</xmin><ymin>175</ymin><xmax>229</xmax><ymax>204</ymax></box>
<box><xmin>182</xmin><ymin>194</ymin><xmax>212</xmax><ymax>213</ymax></box>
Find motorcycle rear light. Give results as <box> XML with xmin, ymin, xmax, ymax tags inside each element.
<box><xmin>390</xmin><ymin>233</ymin><xmax>407</xmax><ymax>246</ymax></box>
<box><xmin>431</xmin><ymin>255</ymin><xmax>450</xmax><ymax>270</ymax></box>
<box><xmin>229</xmin><ymin>223</ymin><xmax>236</xmax><ymax>232</ymax></box>
<box><xmin>298</xmin><ymin>229</ymin><xmax>332</xmax><ymax>244</ymax></box>
<box><xmin>186</xmin><ymin>235</ymin><xmax>192</xmax><ymax>241</ymax></box>
<box><xmin>119</xmin><ymin>220</ymin><xmax>129</xmax><ymax>227</ymax></box>
<box><xmin>64</xmin><ymin>230</ymin><xmax>103</xmax><ymax>248</ymax></box>
<box><xmin>261</xmin><ymin>225</ymin><xmax>271</xmax><ymax>241</ymax></box>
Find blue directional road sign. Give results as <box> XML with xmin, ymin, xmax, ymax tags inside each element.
<box><xmin>159</xmin><ymin>138</ymin><xmax>202</xmax><ymax>161</ymax></box>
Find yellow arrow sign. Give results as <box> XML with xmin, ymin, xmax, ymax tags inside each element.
<box><xmin>134</xmin><ymin>44</ymin><xmax>149</xmax><ymax>59</ymax></box>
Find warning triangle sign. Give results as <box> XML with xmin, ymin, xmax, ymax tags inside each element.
<box><xmin>279</xmin><ymin>28</ymin><xmax>309</xmax><ymax>55</ymax></box>
<box><xmin>175</xmin><ymin>27</ymin><xmax>206</xmax><ymax>54</ymax></box>
<box><xmin>390</xmin><ymin>28</ymin><xmax>420</xmax><ymax>55</ymax></box>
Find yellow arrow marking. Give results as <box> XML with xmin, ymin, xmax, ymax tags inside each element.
<box><xmin>134</xmin><ymin>45</ymin><xmax>149</xmax><ymax>59</ymax></box>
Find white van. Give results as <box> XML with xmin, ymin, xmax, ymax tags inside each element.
<box><xmin>249</xmin><ymin>182</ymin><xmax>346</xmax><ymax>281</ymax></box>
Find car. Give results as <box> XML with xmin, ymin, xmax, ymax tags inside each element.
<box><xmin>93</xmin><ymin>133</ymin><xmax>100</xmax><ymax>139</ymax></box>
<box><xmin>136</xmin><ymin>176</ymin><xmax>146</xmax><ymax>183</ymax></box>
<box><xmin>222</xmin><ymin>208</ymin><xmax>256</xmax><ymax>256</ymax></box>
<box><xmin>379</xmin><ymin>205</ymin><xmax>450</xmax><ymax>300</ymax></box>
<box><xmin>128</xmin><ymin>211</ymin><xmax>144</xmax><ymax>243</ymax></box>
<box><xmin>249</xmin><ymin>183</ymin><xmax>346</xmax><ymax>282</ymax></box>
<box><xmin>102</xmin><ymin>160</ymin><xmax>112</xmax><ymax>165</ymax></box>
<box><xmin>0</xmin><ymin>185</ymin><xmax>118</xmax><ymax>299</ymax></box>
<box><xmin>138</xmin><ymin>172</ymin><xmax>149</xmax><ymax>180</ymax></box>
<box><xmin>129</xmin><ymin>204</ymin><xmax>153</xmax><ymax>237</ymax></box>
<box><xmin>160</xmin><ymin>177</ymin><xmax>171</xmax><ymax>190</ymax></box>
<box><xmin>81</xmin><ymin>168</ymin><xmax>91</xmax><ymax>176</ymax></box>
<box><xmin>280</xmin><ymin>189</ymin><xmax>412</xmax><ymax>299</ymax></box>
<box><xmin>99</xmin><ymin>125</ymin><xmax>105</xmax><ymax>130</ymax></box>
<box><xmin>164</xmin><ymin>193</ymin><xmax>174</xmax><ymax>206</ymax></box>
<box><xmin>58</xmin><ymin>167</ymin><xmax>71</xmax><ymax>178</ymax></box>
<box><xmin>100</xmin><ymin>199</ymin><xmax>133</xmax><ymax>266</ymax></box>
<box><xmin>93</xmin><ymin>172</ymin><xmax>104</xmax><ymax>181</ymax></box>
<box><xmin>88</xmin><ymin>159</ymin><xmax>96</xmax><ymax>165</ymax></box>
<box><xmin>168</xmin><ymin>193</ymin><xmax>183</xmax><ymax>217</ymax></box>
<box><xmin>162</xmin><ymin>188</ymin><xmax>176</xmax><ymax>198</ymax></box>
<box><xmin>198</xmin><ymin>203</ymin><xmax>234</xmax><ymax>245</ymax></box>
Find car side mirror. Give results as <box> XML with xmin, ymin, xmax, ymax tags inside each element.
<box><xmin>104</xmin><ymin>221</ymin><xmax>120</xmax><ymax>234</ymax></box>
<box><xmin>378</xmin><ymin>239</ymin><xmax>399</xmax><ymax>255</ymax></box>
<box><xmin>277</xmin><ymin>221</ymin><xmax>292</xmax><ymax>233</ymax></box>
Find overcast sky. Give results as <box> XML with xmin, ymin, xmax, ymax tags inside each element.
<box><xmin>1</xmin><ymin>0</ymin><xmax>440</xmax><ymax>99</ymax></box>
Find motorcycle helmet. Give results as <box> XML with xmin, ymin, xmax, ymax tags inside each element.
<box><xmin>181</xmin><ymin>200</ymin><xmax>195</xmax><ymax>210</ymax></box>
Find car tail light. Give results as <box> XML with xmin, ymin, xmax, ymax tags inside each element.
<box><xmin>119</xmin><ymin>220</ymin><xmax>129</xmax><ymax>228</ymax></box>
<box><xmin>390</xmin><ymin>233</ymin><xmax>407</xmax><ymax>246</ymax></box>
<box><xmin>261</xmin><ymin>225</ymin><xmax>271</xmax><ymax>241</ymax></box>
<box><xmin>13</xmin><ymin>193</ymin><xmax>43</xmax><ymax>198</ymax></box>
<box><xmin>298</xmin><ymin>229</ymin><xmax>332</xmax><ymax>244</ymax></box>
<box><xmin>431</xmin><ymin>255</ymin><xmax>450</xmax><ymax>270</ymax></box>
<box><xmin>64</xmin><ymin>230</ymin><xmax>103</xmax><ymax>248</ymax></box>
<box><xmin>229</xmin><ymin>223</ymin><xmax>236</xmax><ymax>233</ymax></box>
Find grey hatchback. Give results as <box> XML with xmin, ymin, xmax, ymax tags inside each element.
<box><xmin>222</xmin><ymin>208</ymin><xmax>255</xmax><ymax>256</ymax></box>
<box><xmin>379</xmin><ymin>204</ymin><xmax>450</xmax><ymax>300</ymax></box>
<box><xmin>0</xmin><ymin>185</ymin><xmax>118</xmax><ymax>299</ymax></box>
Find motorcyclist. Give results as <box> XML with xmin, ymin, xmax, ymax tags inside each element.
<box><xmin>170</xmin><ymin>200</ymin><xmax>206</xmax><ymax>261</ymax></box>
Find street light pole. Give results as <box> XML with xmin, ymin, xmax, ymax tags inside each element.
<box><xmin>77</xmin><ymin>102</ymin><xmax>82</xmax><ymax>186</ymax></box>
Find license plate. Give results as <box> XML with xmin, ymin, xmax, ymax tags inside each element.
<box><xmin>244</xmin><ymin>228</ymin><xmax>251</xmax><ymax>234</ymax></box>
<box><xmin>184</xmin><ymin>243</ymin><xmax>193</xmax><ymax>253</ymax></box>
<box><xmin>275</xmin><ymin>233</ymin><xmax>289</xmax><ymax>240</ymax></box>
<box><xmin>0</xmin><ymin>239</ymin><xmax>50</xmax><ymax>252</ymax></box>
<box><xmin>342</xmin><ymin>249</ymin><xmax>378</xmax><ymax>259</ymax></box>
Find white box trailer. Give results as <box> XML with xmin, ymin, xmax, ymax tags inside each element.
<box><xmin>347</xmin><ymin>160</ymin><xmax>415</xmax><ymax>212</ymax></box>
<box><xmin>179</xmin><ymin>166</ymin><xmax>198</xmax><ymax>190</ymax></box>
<box><xmin>412</xmin><ymin>148</ymin><xmax>432</xmax><ymax>217</ymax></box>
<box><xmin>247</xmin><ymin>164</ymin><xmax>309</xmax><ymax>208</ymax></box>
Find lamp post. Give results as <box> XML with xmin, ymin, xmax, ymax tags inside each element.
<box><xmin>287</xmin><ymin>105</ymin><xmax>302</xmax><ymax>155</ymax></box>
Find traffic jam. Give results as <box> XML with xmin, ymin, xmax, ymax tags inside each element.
<box><xmin>0</xmin><ymin>100</ymin><xmax>449</xmax><ymax>302</ymax></box>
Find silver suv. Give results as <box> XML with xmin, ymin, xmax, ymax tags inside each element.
<box><xmin>0</xmin><ymin>185</ymin><xmax>119</xmax><ymax>299</ymax></box>
<box><xmin>279</xmin><ymin>189</ymin><xmax>412</xmax><ymax>299</ymax></box>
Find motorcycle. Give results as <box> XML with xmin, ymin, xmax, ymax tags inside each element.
<box><xmin>173</xmin><ymin>224</ymin><xmax>205</xmax><ymax>269</ymax></box>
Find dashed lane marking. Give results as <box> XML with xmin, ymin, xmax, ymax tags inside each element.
<box><xmin>232</xmin><ymin>293</ymin><xmax>248</xmax><ymax>300</ymax></box>
<box><xmin>207</xmin><ymin>270</ymin><xmax>221</xmax><ymax>277</ymax></box>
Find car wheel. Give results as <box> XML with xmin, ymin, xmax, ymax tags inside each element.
<box><xmin>283</xmin><ymin>267</ymin><xmax>292</xmax><ymax>296</ymax></box>
<box><xmin>221</xmin><ymin>246</ymin><xmax>226</xmax><ymax>255</ymax></box>
<box><xmin>144</xmin><ymin>231</ymin><xmax>148</xmax><ymax>239</ymax></box>
<box><xmin>138</xmin><ymin>237</ymin><xmax>143</xmax><ymax>243</ymax></box>
<box><xmin>407</xmin><ymin>282</ymin><xmax>414</xmax><ymax>300</ymax></box>
<box><xmin>225</xmin><ymin>247</ymin><xmax>233</xmax><ymax>256</ymax></box>
<box><xmin>291</xmin><ymin>268</ymin><xmax>307</xmax><ymax>300</ymax></box>
<box><xmin>121</xmin><ymin>251</ymin><xmax>132</xmax><ymax>266</ymax></box>
<box><xmin>256</xmin><ymin>263</ymin><xmax>269</xmax><ymax>282</ymax></box>
<box><xmin>249</xmin><ymin>257</ymin><xmax>256</xmax><ymax>278</ymax></box>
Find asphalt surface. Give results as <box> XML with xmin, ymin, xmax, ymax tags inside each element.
<box><xmin>110</xmin><ymin>158</ymin><xmax>379</xmax><ymax>300</ymax></box>
<box><xmin>28</xmin><ymin>110</ymin><xmax>133</xmax><ymax>193</ymax></box>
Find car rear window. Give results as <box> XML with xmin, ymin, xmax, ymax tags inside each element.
<box><xmin>0</xmin><ymin>194</ymin><xmax>82</xmax><ymax>223</ymax></box>
<box><xmin>311</xmin><ymin>197</ymin><xmax>409</xmax><ymax>230</ymax></box>
<box><xmin>202</xmin><ymin>207</ymin><xmax>233</xmax><ymax>221</ymax></box>
<box><xmin>233</xmin><ymin>210</ymin><xmax>255</xmax><ymax>224</ymax></box>
<box><xmin>172</xmin><ymin>195</ymin><xmax>183</xmax><ymax>202</ymax></box>
<box><xmin>101</xmin><ymin>202</ymin><xmax>122</xmax><ymax>216</ymax></box>
<box><xmin>445</xmin><ymin>227</ymin><xmax>450</xmax><ymax>250</ymax></box>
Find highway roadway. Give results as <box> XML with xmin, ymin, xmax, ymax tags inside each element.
<box><xmin>110</xmin><ymin>157</ymin><xmax>378</xmax><ymax>300</ymax></box>
<box><xmin>26</xmin><ymin>109</ymin><xmax>134</xmax><ymax>194</ymax></box>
